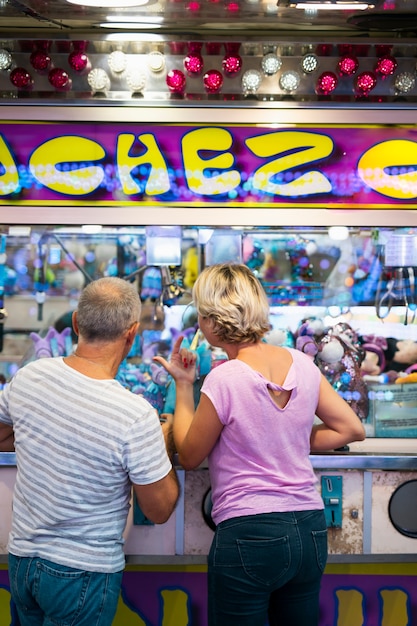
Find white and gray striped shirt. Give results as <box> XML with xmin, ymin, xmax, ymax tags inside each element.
<box><xmin>0</xmin><ymin>357</ymin><xmax>172</xmax><ymax>572</ymax></box>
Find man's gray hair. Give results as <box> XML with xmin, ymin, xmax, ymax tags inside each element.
<box><xmin>76</xmin><ymin>277</ymin><xmax>141</xmax><ymax>342</ymax></box>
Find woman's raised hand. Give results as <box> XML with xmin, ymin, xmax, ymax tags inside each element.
<box><xmin>153</xmin><ymin>335</ymin><xmax>197</xmax><ymax>384</ymax></box>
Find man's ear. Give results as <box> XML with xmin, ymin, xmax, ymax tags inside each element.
<box><xmin>72</xmin><ymin>311</ymin><xmax>79</xmax><ymax>336</ymax></box>
<box><xmin>126</xmin><ymin>321</ymin><xmax>140</xmax><ymax>346</ymax></box>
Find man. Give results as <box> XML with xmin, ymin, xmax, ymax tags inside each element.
<box><xmin>0</xmin><ymin>276</ymin><xmax>179</xmax><ymax>626</ymax></box>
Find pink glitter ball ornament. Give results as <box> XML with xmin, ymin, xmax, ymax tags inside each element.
<box><xmin>375</xmin><ymin>55</ymin><xmax>397</xmax><ymax>78</ymax></box>
<box><xmin>166</xmin><ymin>69</ymin><xmax>186</xmax><ymax>93</ymax></box>
<box><xmin>337</xmin><ymin>55</ymin><xmax>359</xmax><ymax>77</ymax></box>
<box><xmin>48</xmin><ymin>67</ymin><xmax>72</xmax><ymax>91</ymax></box>
<box><xmin>315</xmin><ymin>71</ymin><xmax>338</xmax><ymax>95</ymax></box>
<box><xmin>184</xmin><ymin>53</ymin><xmax>204</xmax><ymax>76</ymax></box>
<box><xmin>30</xmin><ymin>49</ymin><xmax>51</xmax><ymax>73</ymax></box>
<box><xmin>68</xmin><ymin>50</ymin><xmax>90</xmax><ymax>73</ymax></box>
<box><xmin>203</xmin><ymin>69</ymin><xmax>223</xmax><ymax>93</ymax></box>
<box><xmin>10</xmin><ymin>67</ymin><xmax>34</xmax><ymax>90</ymax></box>
<box><xmin>354</xmin><ymin>71</ymin><xmax>377</xmax><ymax>96</ymax></box>
<box><xmin>222</xmin><ymin>53</ymin><xmax>242</xmax><ymax>76</ymax></box>
<box><xmin>223</xmin><ymin>43</ymin><xmax>241</xmax><ymax>75</ymax></box>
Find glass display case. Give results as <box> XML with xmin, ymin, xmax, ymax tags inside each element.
<box><xmin>1</xmin><ymin>222</ymin><xmax>416</xmax><ymax>438</ymax></box>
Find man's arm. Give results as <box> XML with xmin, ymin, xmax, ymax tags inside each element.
<box><xmin>133</xmin><ymin>468</ymin><xmax>180</xmax><ymax>524</ymax></box>
<box><xmin>0</xmin><ymin>424</ymin><xmax>14</xmax><ymax>452</ymax></box>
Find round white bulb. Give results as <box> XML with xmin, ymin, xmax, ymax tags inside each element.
<box><xmin>301</xmin><ymin>53</ymin><xmax>319</xmax><ymax>74</ymax></box>
<box><xmin>87</xmin><ymin>68</ymin><xmax>111</xmax><ymax>93</ymax></box>
<box><xmin>147</xmin><ymin>51</ymin><xmax>165</xmax><ymax>73</ymax></box>
<box><xmin>108</xmin><ymin>51</ymin><xmax>127</xmax><ymax>73</ymax></box>
<box><xmin>261</xmin><ymin>53</ymin><xmax>282</xmax><ymax>76</ymax></box>
<box><xmin>279</xmin><ymin>70</ymin><xmax>301</xmax><ymax>93</ymax></box>
<box><xmin>0</xmin><ymin>49</ymin><xmax>12</xmax><ymax>71</ymax></box>
<box><xmin>126</xmin><ymin>69</ymin><xmax>147</xmax><ymax>93</ymax></box>
<box><xmin>242</xmin><ymin>69</ymin><xmax>262</xmax><ymax>94</ymax></box>
<box><xmin>394</xmin><ymin>72</ymin><xmax>415</xmax><ymax>94</ymax></box>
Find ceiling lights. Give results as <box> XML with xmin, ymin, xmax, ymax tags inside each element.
<box><xmin>283</xmin><ymin>0</ymin><xmax>374</xmax><ymax>8</ymax></box>
<box><xmin>66</xmin><ymin>0</ymin><xmax>149</xmax><ymax>6</ymax></box>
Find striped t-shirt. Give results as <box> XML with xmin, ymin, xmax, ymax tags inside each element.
<box><xmin>0</xmin><ymin>357</ymin><xmax>172</xmax><ymax>573</ymax></box>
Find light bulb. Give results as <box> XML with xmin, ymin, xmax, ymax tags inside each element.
<box><xmin>87</xmin><ymin>68</ymin><xmax>111</xmax><ymax>93</ymax></box>
<box><xmin>261</xmin><ymin>53</ymin><xmax>282</xmax><ymax>76</ymax></box>
<box><xmin>394</xmin><ymin>72</ymin><xmax>415</xmax><ymax>94</ymax></box>
<box><xmin>147</xmin><ymin>51</ymin><xmax>165</xmax><ymax>72</ymax></box>
<box><xmin>279</xmin><ymin>70</ymin><xmax>301</xmax><ymax>93</ymax></box>
<box><xmin>301</xmin><ymin>53</ymin><xmax>319</xmax><ymax>74</ymax></box>
<box><xmin>126</xmin><ymin>69</ymin><xmax>146</xmax><ymax>93</ymax></box>
<box><xmin>0</xmin><ymin>49</ymin><xmax>13</xmax><ymax>71</ymax></box>
<box><xmin>242</xmin><ymin>69</ymin><xmax>262</xmax><ymax>94</ymax></box>
<box><xmin>108</xmin><ymin>51</ymin><xmax>127</xmax><ymax>73</ymax></box>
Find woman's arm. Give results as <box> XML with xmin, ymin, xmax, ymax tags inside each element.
<box><xmin>310</xmin><ymin>375</ymin><xmax>366</xmax><ymax>452</ymax></box>
<box><xmin>154</xmin><ymin>336</ymin><xmax>223</xmax><ymax>470</ymax></box>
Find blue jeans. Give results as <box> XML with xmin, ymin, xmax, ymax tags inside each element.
<box><xmin>207</xmin><ymin>510</ymin><xmax>328</xmax><ymax>626</ymax></box>
<box><xmin>8</xmin><ymin>553</ymin><xmax>123</xmax><ymax>626</ymax></box>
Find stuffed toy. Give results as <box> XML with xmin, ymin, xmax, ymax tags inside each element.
<box><xmin>384</xmin><ymin>338</ymin><xmax>417</xmax><ymax>373</ymax></box>
<box><xmin>30</xmin><ymin>326</ymin><xmax>74</xmax><ymax>359</ymax></box>
<box><xmin>296</xmin><ymin>334</ymin><xmax>318</xmax><ymax>359</ymax></box>
<box><xmin>294</xmin><ymin>317</ymin><xmax>326</xmax><ymax>359</ymax></box>
<box><xmin>264</xmin><ymin>328</ymin><xmax>295</xmax><ymax>348</ymax></box>
<box><xmin>183</xmin><ymin>246</ymin><xmax>199</xmax><ymax>290</ymax></box>
<box><xmin>142</xmin><ymin>363</ymin><xmax>170</xmax><ymax>413</ymax></box>
<box><xmin>315</xmin><ymin>323</ymin><xmax>369</xmax><ymax>421</ymax></box>
<box><xmin>359</xmin><ymin>334</ymin><xmax>387</xmax><ymax>376</ymax></box>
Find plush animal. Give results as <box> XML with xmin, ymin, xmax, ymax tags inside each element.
<box><xmin>142</xmin><ymin>362</ymin><xmax>170</xmax><ymax>413</ymax></box>
<box><xmin>360</xmin><ymin>334</ymin><xmax>386</xmax><ymax>376</ymax></box>
<box><xmin>316</xmin><ymin>323</ymin><xmax>369</xmax><ymax>421</ymax></box>
<box><xmin>384</xmin><ymin>338</ymin><xmax>417</xmax><ymax>373</ymax></box>
<box><xmin>264</xmin><ymin>328</ymin><xmax>295</xmax><ymax>348</ymax></box>
<box><xmin>140</xmin><ymin>267</ymin><xmax>162</xmax><ymax>301</ymax></box>
<box><xmin>296</xmin><ymin>334</ymin><xmax>318</xmax><ymax>359</ymax></box>
<box><xmin>116</xmin><ymin>361</ymin><xmax>148</xmax><ymax>395</ymax></box>
<box><xmin>294</xmin><ymin>317</ymin><xmax>326</xmax><ymax>358</ymax></box>
<box><xmin>183</xmin><ymin>246</ymin><xmax>199</xmax><ymax>290</ymax></box>
<box><xmin>30</xmin><ymin>326</ymin><xmax>73</xmax><ymax>358</ymax></box>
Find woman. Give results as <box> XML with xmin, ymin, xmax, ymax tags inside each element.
<box><xmin>154</xmin><ymin>263</ymin><xmax>365</xmax><ymax>626</ymax></box>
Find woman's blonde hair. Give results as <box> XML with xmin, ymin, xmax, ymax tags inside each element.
<box><xmin>192</xmin><ymin>263</ymin><xmax>270</xmax><ymax>344</ymax></box>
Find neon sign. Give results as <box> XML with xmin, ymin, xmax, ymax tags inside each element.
<box><xmin>1</xmin><ymin>122</ymin><xmax>417</xmax><ymax>207</ymax></box>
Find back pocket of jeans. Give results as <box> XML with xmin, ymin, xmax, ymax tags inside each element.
<box><xmin>237</xmin><ymin>535</ymin><xmax>290</xmax><ymax>586</ymax></box>
<box><xmin>312</xmin><ymin>529</ymin><xmax>328</xmax><ymax>572</ymax></box>
<box><xmin>34</xmin><ymin>561</ymin><xmax>89</xmax><ymax>623</ymax></box>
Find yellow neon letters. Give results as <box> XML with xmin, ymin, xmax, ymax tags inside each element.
<box><xmin>182</xmin><ymin>127</ymin><xmax>241</xmax><ymax>195</ymax></box>
<box><xmin>1</xmin><ymin>127</ymin><xmax>417</xmax><ymax>201</ymax></box>
<box><xmin>358</xmin><ymin>139</ymin><xmax>417</xmax><ymax>199</ymax></box>
<box><xmin>0</xmin><ymin>135</ymin><xmax>19</xmax><ymax>195</ymax></box>
<box><xmin>117</xmin><ymin>133</ymin><xmax>170</xmax><ymax>196</ymax></box>
<box><xmin>29</xmin><ymin>136</ymin><xmax>106</xmax><ymax>196</ymax></box>
<box><xmin>246</xmin><ymin>131</ymin><xmax>334</xmax><ymax>197</ymax></box>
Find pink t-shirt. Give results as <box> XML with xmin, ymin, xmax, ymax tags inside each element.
<box><xmin>201</xmin><ymin>347</ymin><xmax>324</xmax><ymax>525</ymax></box>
